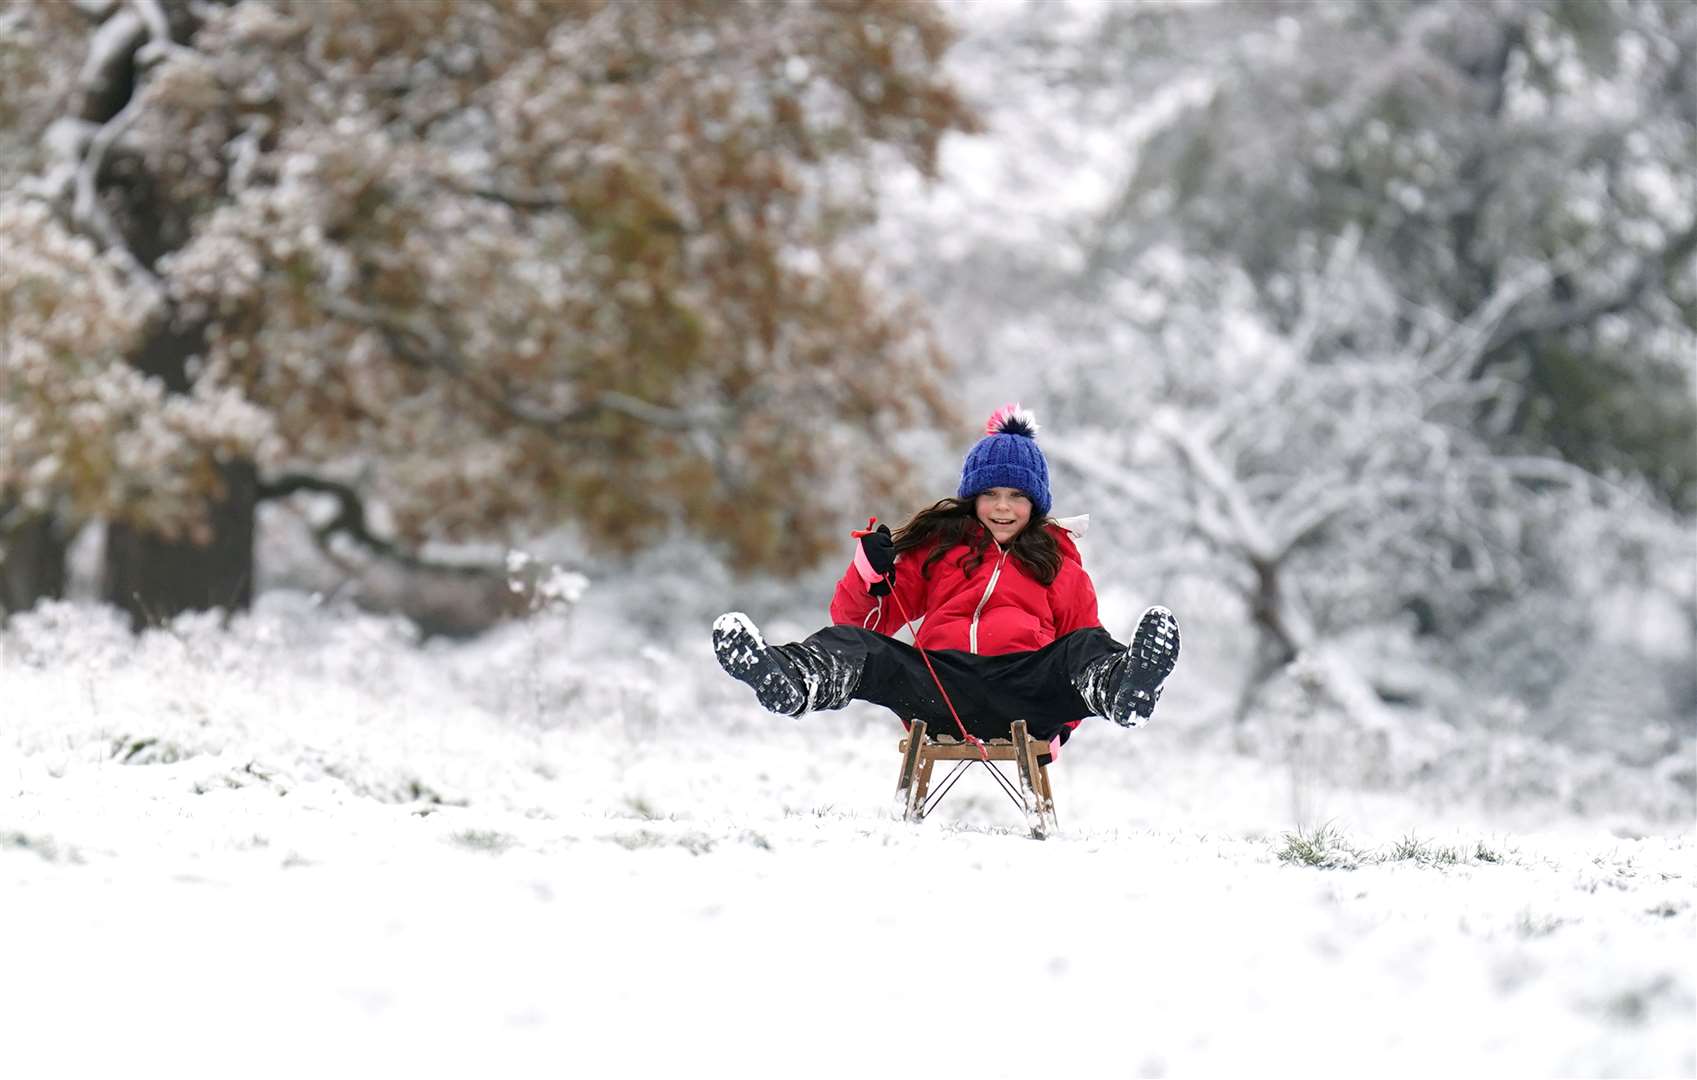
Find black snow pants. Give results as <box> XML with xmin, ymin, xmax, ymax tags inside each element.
<box><xmin>794</xmin><ymin>625</ymin><xmax>1123</xmax><ymax>745</ymax></box>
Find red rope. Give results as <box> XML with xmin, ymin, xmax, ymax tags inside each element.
<box><xmin>854</xmin><ymin>517</ymin><xmax>989</xmax><ymax>762</ymax></box>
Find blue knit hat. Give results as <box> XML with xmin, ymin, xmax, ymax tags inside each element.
<box><xmin>957</xmin><ymin>404</ymin><xmax>1051</xmax><ymax>516</ymax></box>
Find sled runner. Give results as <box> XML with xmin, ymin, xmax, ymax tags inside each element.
<box><xmin>895</xmin><ymin>719</ymin><xmax>1059</xmax><ymax>840</ymax></box>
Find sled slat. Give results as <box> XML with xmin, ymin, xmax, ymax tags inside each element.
<box><xmin>919</xmin><ymin>740</ymin><xmax>1023</xmax><ymax>761</ymax></box>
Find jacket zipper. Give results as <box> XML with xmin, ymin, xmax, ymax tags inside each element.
<box><xmin>968</xmin><ymin>547</ymin><xmax>1008</xmax><ymax>654</ymax></box>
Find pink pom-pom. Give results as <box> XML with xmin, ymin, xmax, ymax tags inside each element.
<box><xmin>984</xmin><ymin>403</ymin><xmax>1040</xmax><ymax>439</ymax></box>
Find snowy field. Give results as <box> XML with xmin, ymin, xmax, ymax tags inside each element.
<box><xmin>4</xmin><ymin>596</ymin><xmax>1693</xmax><ymax>1079</ymax></box>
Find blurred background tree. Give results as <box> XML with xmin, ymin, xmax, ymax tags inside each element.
<box><xmin>1087</xmin><ymin>0</ymin><xmax>1696</xmax><ymax>512</ymax></box>
<box><xmin>1067</xmin><ymin>0</ymin><xmax>1697</xmax><ymax>727</ymax></box>
<box><xmin>0</xmin><ymin>0</ymin><xmax>974</xmax><ymax>627</ymax></box>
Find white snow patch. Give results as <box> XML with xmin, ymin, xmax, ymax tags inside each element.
<box><xmin>0</xmin><ymin>598</ymin><xmax>1691</xmax><ymax>1077</ymax></box>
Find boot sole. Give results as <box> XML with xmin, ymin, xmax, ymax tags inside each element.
<box><xmin>1112</xmin><ymin>606</ymin><xmax>1180</xmax><ymax>727</ymax></box>
<box><xmin>1129</xmin><ymin>605</ymin><xmax>1180</xmax><ymax>688</ymax></box>
<box><xmin>712</xmin><ymin>613</ymin><xmax>805</xmax><ymax>717</ymax></box>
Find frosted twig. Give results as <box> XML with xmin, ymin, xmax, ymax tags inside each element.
<box><xmin>1154</xmin><ymin>413</ymin><xmax>1277</xmax><ymax>561</ymax></box>
<box><xmin>128</xmin><ymin>0</ymin><xmax>197</xmax><ymax>65</ymax></box>
<box><xmin>1041</xmin><ymin>440</ymin><xmax>1169</xmax><ymax>514</ymax></box>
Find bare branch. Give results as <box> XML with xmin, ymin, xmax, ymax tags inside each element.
<box><xmin>1042</xmin><ymin>440</ymin><xmax>1171</xmax><ymax>514</ymax></box>
<box><xmin>1155</xmin><ymin>413</ymin><xmax>1278</xmax><ymax>561</ymax></box>
<box><xmin>1421</xmin><ymin>257</ymin><xmax>1559</xmax><ymax>380</ymax></box>
<box><xmin>65</xmin><ymin>7</ymin><xmax>165</xmax><ymax>302</ymax></box>
<box><xmin>72</xmin><ymin>97</ymin><xmax>161</xmax><ymax>293</ymax></box>
<box><xmin>438</xmin><ymin>177</ymin><xmax>691</xmax><ymax>236</ymax></box>
<box><xmin>1484</xmin><ymin>454</ymin><xmax>1661</xmax><ymax>516</ymax></box>
<box><xmin>71</xmin><ymin>0</ymin><xmax>120</xmax><ymax>19</ymax></box>
<box><xmin>256</xmin><ymin>473</ymin><xmax>492</xmax><ymax>578</ymax></box>
<box><xmin>1270</xmin><ymin>476</ymin><xmax>1432</xmax><ymax>559</ymax></box>
<box><xmin>453</xmin><ymin>182</ymin><xmax>580</xmax><ymax>216</ymax></box>
<box><xmin>1474</xmin><ymin>218</ymin><xmax>1697</xmax><ymax>373</ymax></box>
<box><xmin>127</xmin><ymin>0</ymin><xmax>194</xmax><ymax>64</ymax></box>
<box><xmin>77</xmin><ymin>6</ymin><xmax>144</xmax><ymax>110</ymax></box>
<box><xmin>593</xmin><ymin>390</ymin><xmax>697</xmax><ymax>430</ymax></box>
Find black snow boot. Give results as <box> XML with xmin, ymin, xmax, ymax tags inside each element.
<box><xmin>713</xmin><ymin>612</ymin><xmax>807</xmax><ymax>716</ymax></box>
<box><xmin>1075</xmin><ymin>606</ymin><xmax>1181</xmax><ymax>727</ymax></box>
<box><xmin>712</xmin><ymin>614</ymin><xmax>863</xmax><ymax>717</ymax></box>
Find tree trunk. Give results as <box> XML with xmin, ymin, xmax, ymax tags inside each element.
<box><xmin>0</xmin><ymin>510</ymin><xmax>70</xmax><ymax>617</ymax></box>
<box><xmin>100</xmin><ymin>304</ymin><xmax>256</xmax><ymax>629</ymax></box>
<box><xmin>69</xmin><ymin>0</ymin><xmax>257</xmax><ymax>630</ymax></box>
<box><xmin>104</xmin><ymin>461</ymin><xmax>256</xmax><ymax>630</ymax></box>
<box><xmin>96</xmin><ymin>152</ymin><xmax>259</xmax><ymax>628</ymax></box>
<box><xmin>1236</xmin><ymin>556</ymin><xmax>1305</xmax><ymax>721</ymax></box>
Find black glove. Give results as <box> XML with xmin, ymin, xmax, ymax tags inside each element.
<box><xmin>859</xmin><ymin>524</ymin><xmax>896</xmax><ymax>597</ymax></box>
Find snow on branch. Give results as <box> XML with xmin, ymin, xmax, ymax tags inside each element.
<box><xmin>1478</xmin><ymin>218</ymin><xmax>1697</xmax><ymax>371</ymax></box>
<box><xmin>77</xmin><ymin>6</ymin><xmax>143</xmax><ymax>99</ymax></box>
<box><xmin>257</xmin><ymin>473</ymin><xmax>493</xmax><ymax>579</ymax></box>
<box><xmin>63</xmin><ymin>4</ymin><xmax>173</xmax><ymax>303</ymax></box>
<box><xmin>1154</xmin><ymin>412</ymin><xmax>1278</xmax><ymax>562</ymax></box>
<box><xmin>71</xmin><ymin>95</ymin><xmax>162</xmax><ymax>300</ymax></box>
<box><xmin>127</xmin><ymin>0</ymin><xmax>177</xmax><ymax>56</ymax></box>
<box><xmin>1041</xmin><ymin>439</ymin><xmax>1171</xmax><ymax>514</ymax></box>
<box><xmin>1422</xmin><ymin>258</ymin><xmax>1561</xmax><ymax>381</ymax></box>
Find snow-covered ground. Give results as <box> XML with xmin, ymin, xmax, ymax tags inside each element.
<box><xmin>4</xmin><ymin>597</ymin><xmax>1693</xmax><ymax>1078</ymax></box>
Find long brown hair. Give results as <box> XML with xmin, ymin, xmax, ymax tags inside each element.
<box><xmin>891</xmin><ymin>497</ymin><xmax>1062</xmax><ymax>586</ymax></box>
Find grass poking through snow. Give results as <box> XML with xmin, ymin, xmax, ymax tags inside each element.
<box><xmin>1280</xmin><ymin>826</ymin><xmax>1517</xmax><ymax>870</ymax></box>
<box><xmin>1278</xmin><ymin>822</ymin><xmax>1364</xmax><ymax>869</ymax></box>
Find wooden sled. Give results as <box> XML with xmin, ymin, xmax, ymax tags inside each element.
<box><xmin>894</xmin><ymin>718</ymin><xmax>1059</xmax><ymax>840</ymax></box>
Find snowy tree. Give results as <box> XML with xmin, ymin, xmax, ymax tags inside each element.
<box><xmin>896</xmin><ymin>0</ymin><xmax>1697</xmax><ymax>745</ymax></box>
<box><xmin>0</xmin><ymin>0</ymin><xmax>977</xmax><ymax>625</ymax></box>
<box><xmin>1035</xmin><ymin>238</ymin><xmax>1692</xmax><ymax>734</ymax></box>
<box><xmin>1082</xmin><ymin>0</ymin><xmax>1697</xmax><ymax>512</ymax></box>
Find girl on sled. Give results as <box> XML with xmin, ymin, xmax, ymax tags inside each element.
<box><xmin>712</xmin><ymin>405</ymin><xmax>1180</xmax><ymax>750</ymax></box>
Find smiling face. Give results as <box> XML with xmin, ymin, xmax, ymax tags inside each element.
<box><xmin>974</xmin><ymin>487</ymin><xmax>1032</xmax><ymax>546</ymax></box>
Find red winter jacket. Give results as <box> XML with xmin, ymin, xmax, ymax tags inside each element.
<box><xmin>830</xmin><ymin>521</ymin><xmax>1101</xmax><ymax>656</ymax></box>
